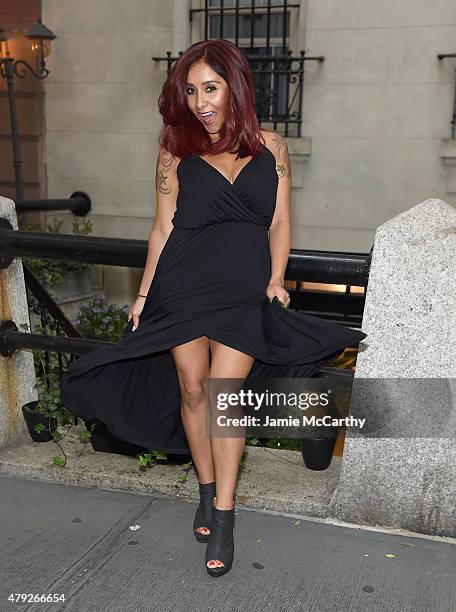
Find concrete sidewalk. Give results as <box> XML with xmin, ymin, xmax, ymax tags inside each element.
<box><xmin>1</xmin><ymin>473</ymin><xmax>455</xmax><ymax>612</ymax></box>
<box><xmin>0</xmin><ymin>428</ymin><xmax>345</xmax><ymax>519</ymax></box>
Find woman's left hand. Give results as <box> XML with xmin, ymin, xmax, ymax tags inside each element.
<box><xmin>266</xmin><ymin>281</ymin><xmax>290</xmax><ymax>308</ymax></box>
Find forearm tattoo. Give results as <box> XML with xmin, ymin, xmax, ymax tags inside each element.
<box><xmin>156</xmin><ymin>150</ymin><xmax>175</xmax><ymax>195</ymax></box>
<box><xmin>271</xmin><ymin>135</ymin><xmax>291</xmax><ymax>180</ymax></box>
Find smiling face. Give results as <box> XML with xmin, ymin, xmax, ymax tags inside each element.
<box><xmin>186</xmin><ymin>60</ymin><xmax>229</xmax><ymax>142</ymax></box>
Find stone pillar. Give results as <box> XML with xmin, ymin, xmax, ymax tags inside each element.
<box><xmin>0</xmin><ymin>196</ymin><xmax>37</xmax><ymax>448</ymax></box>
<box><xmin>329</xmin><ymin>198</ymin><xmax>456</xmax><ymax>537</ymax></box>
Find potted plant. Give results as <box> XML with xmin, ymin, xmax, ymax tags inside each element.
<box><xmin>22</xmin><ymin>399</ymin><xmax>59</xmax><ymax>443</ymax></box>
<box><xmin>299</xmin><ymin>425</ymin><xmax>339</xmax><ymax>471</ymax></box>
<box><xmin>25</xmin><ymin>356</ymin><xmax>93</xmax><ymax>466</ymax></box>
<box><xmin>19</xmin><ymin>321</ymin><xmax>93</xmax><ymax>466</ymax></box>
<box><xmin>299</xmin><ymin>367</ymin><xmax>354</xmax><ymax>470</ymax></box>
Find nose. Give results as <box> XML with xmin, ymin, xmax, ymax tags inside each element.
<box><xmin>195</xmin><ymin>92</ymin><xmax>210</xmax><ymax>110</ymax></box>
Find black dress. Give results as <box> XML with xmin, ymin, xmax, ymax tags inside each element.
<box><xmin>60</xmin><ymin>142</ymin><xmax>367</xmax><ymax>453</ymax></box>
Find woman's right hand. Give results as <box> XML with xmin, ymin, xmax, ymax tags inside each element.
<box><xmin>128</xmin><ymin>296</ymin><xmax>147</xmax><ymax>331</ymax></box>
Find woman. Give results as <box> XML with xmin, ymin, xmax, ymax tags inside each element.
<box><xmin>61</xmin><ymin>39</ymin><xmax>367</xmax><ymax>578</ymax></box>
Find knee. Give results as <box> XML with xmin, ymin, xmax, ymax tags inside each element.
<box><xmin>180</xmin><ymin>378</ymin><xmax>207</xmax><ymax>411</ymax></box>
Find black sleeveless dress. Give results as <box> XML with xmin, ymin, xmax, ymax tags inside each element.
<box><xmin>60</xmin><ymin>142</ymin><xmax>367</xmax><ymax>453</ymax></box>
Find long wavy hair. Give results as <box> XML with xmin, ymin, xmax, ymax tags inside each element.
<box><xmin>157</xmin><ymin>39</ymin><xmax>265</xmax><ymax>160</ymax></box>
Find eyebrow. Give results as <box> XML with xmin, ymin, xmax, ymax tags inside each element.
<box><xmin>186</xmin><ymin>80</ymin><xmax>222</xmax><ymax>86</ymax></box>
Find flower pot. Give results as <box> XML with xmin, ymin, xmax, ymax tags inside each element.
<box><xmin>85</xmin><ymin>418</ymin><xmax>149</xmax><ymax>456</ymax></box>
<box><xmin>22</xmin><ymin>400</ymin><xmax>58</xmax><ymax>442</ymax></box>
<box><xmin>84</xmin><ymin>418</ymin><xmax>192</xmax><ymax>463</ymax></box>
<box><xmin>300</xmin><ymin>435</ymin><xmax>338</xmax><ymax>471</ymax></box>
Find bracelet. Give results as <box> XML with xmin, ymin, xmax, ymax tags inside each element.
<box><xmin>138</xmin><ymin>294</ymin><xmax>147</xmax><ymax>298</ymax></box>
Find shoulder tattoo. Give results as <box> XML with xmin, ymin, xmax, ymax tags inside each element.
<box><xmin>156</xmin><ymin>150</ymin><xmax>176</xmax><ymax>195</ymax></box>
<box><xmin>271</xmin><ymin>135</ymin><xmax>291</xmax><ymax>180</ymax></box>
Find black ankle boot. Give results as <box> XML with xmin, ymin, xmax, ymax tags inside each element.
<box><xmin>205</xmin><ymin>498</ymin><xmax>235</xmax><ymax>577</ymax></box>
<box><xmin>193</xmin><ymin>481</ymin><xmax>216</xmax><ymax>543</ymax></box>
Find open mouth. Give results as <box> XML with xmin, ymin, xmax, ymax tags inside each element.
<box><xmin>198</xmin><ymin>111</ymin><xmax>217</xmax><ymax>125</ymax></box>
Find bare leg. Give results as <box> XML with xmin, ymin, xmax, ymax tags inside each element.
<box><xmin>206</xmin><ymin>339</ymin><xmax>255</xmax><ymax>569</ymax></box>
<box><xmin>171</xmin><ymin>336</ymin><xmax>213</xmax><ymax>536</ymax></box>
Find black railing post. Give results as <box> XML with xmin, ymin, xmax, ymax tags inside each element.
<box><xmin>15</xmin><ymin>192</ymin><xmax>91</xmax><ymax>216</ymax></box>
<box><xmin>1</xmin><ymin>56</ymin><xmax>24</xmax><ymax>200</ymax></box>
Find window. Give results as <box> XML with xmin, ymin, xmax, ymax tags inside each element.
<box><xmin>190</xmin><ymin>0</ymin><xmax>303</xmax><ymax>137</ymax></box>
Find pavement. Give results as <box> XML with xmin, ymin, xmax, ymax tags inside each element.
<box><xmin>0</xmin><ymin>428</ymin><xmax>344</xmax><ymax>519</ymax></box>
<box><xmin>0</xmin><ymin>430</ymin><xmax>455</xmax><ymax>611</ymax></box>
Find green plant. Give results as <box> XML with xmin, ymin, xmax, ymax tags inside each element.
<box><xmin>137</xmin><ymin>450</ymin><xmax>168</xmax><ymax>470</ymax></box>
<box><xmin>19</xmin><ymin>321</ymin><xmax>93</xmax><ymax>467</ymax></box>
<box><xmin>136</xmin><ymin>453</ymin><xmax>194</xmax><ymax>489</ymax></box>
<box><xmin>74</xmin><ymin>295</ymin><xmax>130</xmax><ymax>341</ymax></box>
<box><xmin>22</xmin><ymin>296</ymin><xmax>146</xmax><ymax>469</ymax></box>
<box><xmin>21</xmin><ymin>218</ymin><xmax>94</xmax><ymax>294</ymax></box>
<box><xmin>173</xmin><ymin>460</ymin><xmax>193</xmax><ymax>489</ymax></box>
<box><xmin>239</xmin><ymin>447</ymin><xmax>249</xmax><ymax>471</ymax></box>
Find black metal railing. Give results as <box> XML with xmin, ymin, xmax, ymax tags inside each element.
<box><xmin>15</xmin><ymin>191</ymin><xmax>91</xmax><ymax>216</ymax></box>
<box><xmin>0</xmin><ymin>220</ymin><xmax>370</xmax><ymax>288</ymax></box>
<box><xmin>0</xmin><ymin>220</ymin><xmax>371</xmax><ymax>384</ymax></box>
<box><xmin>152</xmin><ymin>48</ymin><xmax>323</xmax><ymax>138</ymax></box>
<box><xmin>0</xmin><ymin>220</ymin><xmax>371</xmax><ymax>323</ymax></box>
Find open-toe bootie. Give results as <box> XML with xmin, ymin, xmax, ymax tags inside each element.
<box><xmin>193</xmin><ymin>481</ymin><xmax>216</xmax><ymax>543</ymax></box>
<box><xmin>205</xmin><ymin>498</ymin><xmax>235</xmax><ymax>577</ymax></box>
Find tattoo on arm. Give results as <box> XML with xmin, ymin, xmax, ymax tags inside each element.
<box><xmin>271</xmin><ymin>135</ymin><xmax>291</xmax><ymax>180</ymax></box>
<box><xmin>156</xmin><ymin>150</ymin><xmax>175</xmax><ymax>195</ymax></box>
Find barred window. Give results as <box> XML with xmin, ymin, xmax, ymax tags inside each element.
<box><xmin>191</xmin><ymin>0</ymin><xmax>301</xmax><ymax>137</ymax></box>
<box><xmin>152</xmin><ymin>2</ymin><xmax>323</xmax><ymax>138</ymax></box>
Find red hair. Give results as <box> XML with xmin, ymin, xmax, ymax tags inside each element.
<box><xmin>157</xmin><ymin>39</ymin><xmax>266</xmax><ymax>160</ymax></box>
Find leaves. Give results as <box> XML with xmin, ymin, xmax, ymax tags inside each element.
<box><xmin>137</xmin><ymin>450</ymin><xmax>169</xmax><ymax>470</ymax></box>
<box><xmin>74</xmin><ymin>296</ymin><xmax>130</xmax><ymax>341</ymax></box>
<box><xmin>21</xmin><ymin>217</ymin><xmax>94</xmax><ymax>291</ymax></box>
